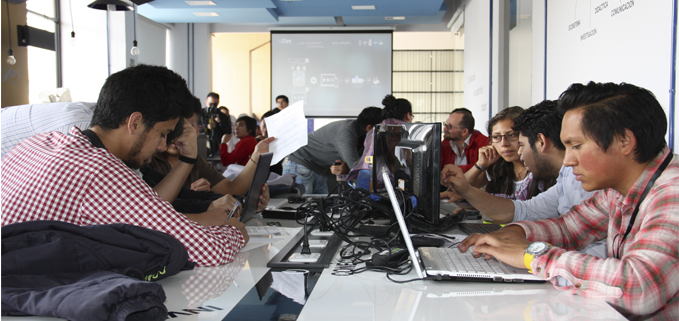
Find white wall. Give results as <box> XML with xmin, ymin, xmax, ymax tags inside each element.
<box><xmin>463</xmin><ymin>0</ymin><xmax>491</xmax><ymax>135</ymax></box>
<box><xmin>464</xmin><ymin>0</ymin><xmax>679</xmax><ymax>146</ymax></box>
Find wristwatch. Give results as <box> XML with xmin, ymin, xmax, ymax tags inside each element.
<box><xmin>524</xmin><ymin>241</ymin><xmax>552</xmax><ymax>271</ymax></box>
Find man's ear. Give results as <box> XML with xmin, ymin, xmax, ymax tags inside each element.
<box><xmin>126</xmin><ymin>112</ymin><xmax>144</xmax><ymax>135</ymax></box>
<box><xmin>618</xmin><ymin>128</ymin><xmax>637</xmax><ymax>157</ymax></box>
<box><xmin>366</xmin><ymin>124</ymin><xmax>374</xmax><ymax>132</ymax></box>
<box><xmin>535</xmin><ymin>133</ymin><xmax>548</xmax><ymax>153</ymax></box>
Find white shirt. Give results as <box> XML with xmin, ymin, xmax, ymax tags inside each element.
<box><xmin>450</xmin><ymin>134</ymin><xmax>472</xmax><ymax>166</ymax></box>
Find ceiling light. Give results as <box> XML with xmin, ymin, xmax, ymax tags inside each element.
<box><xmin>185</xmin><ymin>1</ymin><xmax>216</xmax><ymax>6</ymax></box>
<box><xmin>193</xmin><ymin>12</ymin><xmax>219</xmax><ymax>16</ymax></box>
<box><xmin>386</xmin><ymin>16</ymin><xmax>405</xmax><ymax>20</ymax></box>
<box><xmin>87</xmin><ymin>0</ymin><xmax>132</xmax><ymax>11</ymax></box>
<box><xmin>352</xmin><ymin>5</ymin><xmax>375</xmax><ymax>10</ymax></box>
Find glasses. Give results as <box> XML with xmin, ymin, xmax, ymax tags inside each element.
<box><xmin>443</xmin><ymin>122</ymin><xmax>463</xmax><ymax>130</ymax></box>
<box><xmin>491</xmin><ymin>132</ymin><xmax>519</xmax><ymax>143</ymax></box>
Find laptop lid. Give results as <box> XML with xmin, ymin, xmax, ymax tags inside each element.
<box><xmin>381</xmin><ymin>170</ymin><xmax>425</xmax><ymax>279</ymax></box>
<box><xmin>241</xmin><ymin>152</ymin><xmax>274</xmax><ymax>223</ymax></box>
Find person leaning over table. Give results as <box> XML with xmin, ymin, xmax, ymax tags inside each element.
<box><xmin>1</xmin><ymin>65</ymin><xmax>248</xmax><ymax>266</ymax></box>
<box><xmin>444</xmin><ymin>81</ymin><xmax>679</xmax><ymax>319</ymax></box>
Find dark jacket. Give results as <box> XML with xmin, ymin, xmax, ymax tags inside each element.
<box><xmin>2</xmin><ymin>220</ymin><xmax>195</xmax><ymax>321</ymax></box>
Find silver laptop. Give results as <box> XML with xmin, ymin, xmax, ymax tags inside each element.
<box><xmin>381</xmin><ymin>170</ymin><xmax>544</xmax><ymax>283</ymax></box>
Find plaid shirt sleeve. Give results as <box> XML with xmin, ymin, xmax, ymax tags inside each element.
<box><xmin>510</xmin><ymin>149</ymin><xmax>679</xmax><ymax>318</ymax></box>
<box><xmin>79</xmin><ymin>158</ymin><xmax>244</xmax><ymax>267</ymax></box>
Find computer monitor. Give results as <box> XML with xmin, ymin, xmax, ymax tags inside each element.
<box><xmin>372</xmin><ymin>123</ymin><xmax>442</xmax><ymax>224</ymax></box>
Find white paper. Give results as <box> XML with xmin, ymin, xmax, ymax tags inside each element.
<box><xmin>265</xmin><ymin>101</ymin><xmax>308</xmax><ymax>164</ymax></box>
<box><xmin>239</xmin><ymin>237</ymin><xmax>282</xmax><ymax>252</ymax></box>
<box><xmin>246</xmin><ymin>226</ymin><xmax>282</xmax><ymax>236</ymax></box>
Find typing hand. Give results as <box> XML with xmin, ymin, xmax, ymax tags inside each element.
<box><xmin>458</xmin><ymin>225</ymin><xmax>528</xmax><ymax>263</ymax></box>
<box><xmin>440</xmin><ymin>164</ymin><xmax>471</xmax><ymax>196</ymax></box>
<box><xmin>257</xmin><ymin>183</ymin><xmax>270</xmax><ymax>212</ymax></box>
<box><xmin>440</xmin><ymin>190</ymin><xmax>464</xmax><ymax>202</ymax></box>
<box><xmin>174</xmin><ymin>121</ymin><xmax>198</xmax><ymax>158</ymax></box>
<box><xmin>190</xmin><ymin>178</ymin><xmax>211</xmax><ymax>192</ymax></box>
<box><xmin>467</xmin><ymin>233</ymin><xmax>531</xmax><ymax>269</ymax></box>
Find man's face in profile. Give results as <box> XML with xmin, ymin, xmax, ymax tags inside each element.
<box><xmin>125</xmin><ymin>118</ymin><xmax>178</xmax><ymax>169</ymax></box>
<box><xmin>443</xmin><ymin>112</ymin><xmax>465</xmax><ymax>141</ymax></box>
<box><xmin>517</xmin><ymin>133</ymin><xmax>554</xmax><ymax>180</ymax></box>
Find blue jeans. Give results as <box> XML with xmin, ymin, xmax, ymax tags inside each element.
<box><xmin>282</xmin><ymin>160</ymin><xmax>328</xmax><ymax>195</ymax></box>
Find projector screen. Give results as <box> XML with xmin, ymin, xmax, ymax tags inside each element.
<box><xmin>271</xmin><ymin>31</ymin><xmax>393</xmax><ymax>117</ymax></box>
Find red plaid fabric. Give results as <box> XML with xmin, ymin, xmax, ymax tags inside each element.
<box><xmin>2</xmin><ymin>127</ymin><xmax>244</xmax><ymax>266</ymax></box>
<box><xmin>512</xmin><ymin>147</ymin><xmax>679</xmax><ymax>318</ymax></box>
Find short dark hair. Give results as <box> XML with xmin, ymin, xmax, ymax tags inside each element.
<box><xmin>261</xmin><ymin>108</ymin><xmax>281</xmax><ymax>119</ymax></box>
<box><xmin>276</xmin><ymin>95</ymin><xmax>289</xmax><ymax>103</ymax></box>
<box><xmin>236</xmin><ymin>116</ymin><xmax>257</xmax><ymax>137</ymax></box>
<box><xmin>381</xmin><ymin>94</ymin><xmax>412</xmax><ymax>121</ymax></box>
<box><xmin>168</xmin><ymin>96</ymin><xmax>201</xmax><ymax>145</ymax></box>
<box><xmin>90</xmin><ymin>65</ymin><xmax>193</xmax><ymax>131</ymax></box>
<box><xmin>207</xmin><ymin>92</ymin><xmax>219</xmax><ymax>100</ymax></box>
<box><xmin>512</xmin><ymin>100</ymin><xmax>565</xmax><ymax>151</ymax></box>
<box><xmin>558</xmin><ymin>81</ymin><xmax>666</xmax><ymax>163</ymax></box>
<box><xmin>218</xmin><ymin>106</ymin><xmax>229</xmax><ymax>115</ymax></box>
<box><xmin>356</xmin><ymin>106</ymin><xmax>383</xmax><ymax>128</ymax></box>
<box><xmin>451</xmin><ymin>108</ymin><xmax>475</xmax><ymax>132</ymax></box>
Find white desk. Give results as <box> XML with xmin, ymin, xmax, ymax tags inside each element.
<box><xmin>3</xmin><ymin>217</ymin><xmax>629</xmax><ymax>321</ymax></box>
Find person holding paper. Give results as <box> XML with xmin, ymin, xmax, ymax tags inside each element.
<box><xmin>283</xmin><ymin>106</ymin><xmax>383</xmax><ymax>194</ymax></box>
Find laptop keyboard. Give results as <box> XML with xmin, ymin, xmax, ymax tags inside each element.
<box><xmin>458</xmin><ymin>222</ymin><xmax>502</xmax><ymax>235</ymax></box>
<box><xmin>436</xmin><ymin>247</ymin><xmax>506</xmax><ymax>274</ymax></box>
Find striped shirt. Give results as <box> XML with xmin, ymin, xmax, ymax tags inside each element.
<box><xmin>1</xmin><ymin>102</ymin><xmax>95</xmax><ymax>158</ymax></box>
<box><xmin>512</xmin><ymin>147</ymin><xmax>679</xmax><ymax>319</ymax></box>
<box><xmin>1</xmin><ymin>127</ymin><xmax>244</xmax><ymax>266</ymax></box>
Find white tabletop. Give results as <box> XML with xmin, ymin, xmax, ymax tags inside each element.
<box><xmin>3</xmin><ymin>217</ymin><xmax>629</xmax><ymax>321</ymax></box>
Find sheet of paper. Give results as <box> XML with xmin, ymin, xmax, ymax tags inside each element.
<box><xmin>246</xmin><ymin>226</ymin><xmax>282</xmax><ymax>236</ymax></box>
<box><xmin>265</xmin><ymin>100</ymin><xmax>308</xmax><ymax>164</ymax></box>
<box><xmin>240</xmin><ymin>237</ymin><xmax>282</xmax><ymax>252</ymax></box>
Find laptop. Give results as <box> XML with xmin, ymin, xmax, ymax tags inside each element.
<box><xmin>381</xmin><ymin>170</ymin><xmax>544</xmax><ymax>283</ymax></box>
<box><xmin>240</xmin><ymin>152</ymin><xmax>273</xmax><ymax>223</ymax></box>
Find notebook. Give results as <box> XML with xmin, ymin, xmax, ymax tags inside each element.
<box><xmin>381</xmin><ymin>170</ymin><xmax>544</xmax><ymax>283</ymax></box>
<box><xmin>240</xmin><ymin>152</ymin><xmax>274</xmax><ymax>223</ymax></box>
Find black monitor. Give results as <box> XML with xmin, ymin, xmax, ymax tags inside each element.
<box><xmin>372</xmin><ymin>123</ymin><xmax>442</xmax><ymax>224</ymax></box>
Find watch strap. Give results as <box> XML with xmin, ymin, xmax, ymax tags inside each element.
<box><xmin>179</xmin><ymin>155</ymin><xmax>197</xmax><ymax>165</ymax></box>
<box><xmin>523</xmin><ymin>252</ymin><xmax>534</xmax><ymax>271</ymax></box>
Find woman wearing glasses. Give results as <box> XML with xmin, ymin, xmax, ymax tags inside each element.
<box><xmin>445</xmin><ymin>106</ymin><xmax>551</xmax><ymax>201</ymax></box>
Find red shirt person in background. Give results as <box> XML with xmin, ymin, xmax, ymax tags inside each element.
<box><xmin>220</xmin><ymin>116</ymin><xmax>258</xmax><ymax>166</ymax></box>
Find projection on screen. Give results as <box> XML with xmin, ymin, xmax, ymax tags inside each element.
<box><xmin>271</xmin><ymin>32</ymin><xmax>393</xmax><ymax>117</ymax></box>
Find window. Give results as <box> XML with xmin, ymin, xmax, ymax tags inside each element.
<box><xmin>26</xmin><ymin>0</ymin><xmax>59</xmax><ymax>103</ymax></box>
<box><xmin>392</xmin><ymin>50</ymin><xmax>464</xmax><ymax>125</ymax></box>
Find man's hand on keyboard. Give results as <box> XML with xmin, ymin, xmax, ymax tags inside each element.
<box><xmin>458</xmin><ymin>225</ymin><xmax>528</xmax><ymax>267</ymax></box>
<box><xmin>462</xmin><ymin>233</ymin><xmax>531</xmax><ymax>269</ymax></box>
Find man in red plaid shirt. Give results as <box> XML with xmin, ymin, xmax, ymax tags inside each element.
<box><xmin>2</xmin><ymin>65</ymin><xmax>249</xmax><ymax>266</ymax></box>
<box><xmin>446</xmin><ymin>82</ymin><xmax>679</xmax><ymax>319</ymax></box>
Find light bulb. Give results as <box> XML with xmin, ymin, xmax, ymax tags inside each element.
<box><xmin>6</xmin><ymin>49</ymin><xmax>16</xmax><ymax>65</ymax></box>
<box><xmin>70</xmin><ymin>31</ymin><xmax>76</xmax><ymax>46</ymax></box>
<box><xmin>130</xmin><ymin>40</ymin><xmax>139</xmax><ymax>55</ymax></box>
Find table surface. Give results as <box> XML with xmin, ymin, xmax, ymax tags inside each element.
<box><xmin>4</xmin><ymin>215</ymin><xmax>629</xmax><ymax>321</ymax></box>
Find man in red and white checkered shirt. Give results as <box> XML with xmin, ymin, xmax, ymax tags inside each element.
<box><xmin>446</xmin><ymin>82</ymin><xmax>679</xmax><ymax>319</ymax></box>
<box><xmin>2</xmin><ymin>65</ymin><xmax>249</xmax><ymax>266</ymax></box>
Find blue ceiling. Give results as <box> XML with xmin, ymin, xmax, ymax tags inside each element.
<box><xmin>137</xmin><ymin>0</ymin><xmax>451</xmax><ymax>28</ymax></box>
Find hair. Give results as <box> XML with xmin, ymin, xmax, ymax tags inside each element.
<box><xmin>558</xmin><ymin>81</ymin><xmax>667</xmax><ymax>163</ymax></box>
<box><xmin>237</xmin><ymin>116</ymin><xmax>257</xmax><ymax>137</ymax></box>
<box><xmin>485</xmin><ymin>106</ymin><xmax>525</xmax><ymax>196</ymax></box>
<box><xmin>90</xmin><ymin>65</ymin><xmax>194</xmax><ymax>131</ymax></box>
<box><xmin>381</xmin><ymin>94</ymin><xmax>412</xmax><ymax>121</ymax></box>
<box><xmin>450</xmin><ymin>108</ymin><xmax>475</xmax><ymax>132</ymax></box>
<box><xmin>261</xmin><ymin>108</ymin><xmax>281</xmax><ymax>120</ymax></box>
<box><xmin>166</xmin><ymin>96</ymin><xmax>201</xmax><ymax>145</ymax></box>
<box><xmin>356</xmin><ymin>106</ymin><xmax>384</xmax><ymax>128</ymax></box>
<box><xmin>218</xmin><ymin>106</ymin><xmax>229</xmax><ymax>115</ymax></box>
<box><xmin>207</xmin><ymin>92</ymin><xmax>219</xmax><ymax>100</ymax></box>
<box><xmin>275</xmin><ymin>95</ymin><xmax>289</xmax><ymax>103</ymax></box>
<box><xmin>512</xmin><ymin>100</ymin><xmax>565</xmax><ymax>151</ymax></box>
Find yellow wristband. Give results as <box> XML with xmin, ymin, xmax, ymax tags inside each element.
<box><xmin>524</xmin><ymin>252</ymin><xmax>534</xmax><ymax>272</ymax></box>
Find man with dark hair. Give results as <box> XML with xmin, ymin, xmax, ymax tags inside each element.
<box><xmin>220</xmin><ymin>116</ymin><xmax>258</xmax><ymax>166</ymax></box>
<box><xmin>2</xmin><ymin>65</ymin><xmax>248</xmax><ymax>267</ymax></box>
<box><xmin>454</xmin><ymin>82</ymin><xmax>679</xmax><ymax>319</ymax></box>
<box><xmin>441</xmin><ymin>107</ymin><xmax>489</xmax><ymax>172</ymax></box>
<box><xmin>286</xmin><ymin>106</ymin><xmax>383</xmax><ymax>194</ymax></box>
<box><xmin>275</xmin><ymin>95</ymin><xmax>289</xmax><ymax>110</ymax></box>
